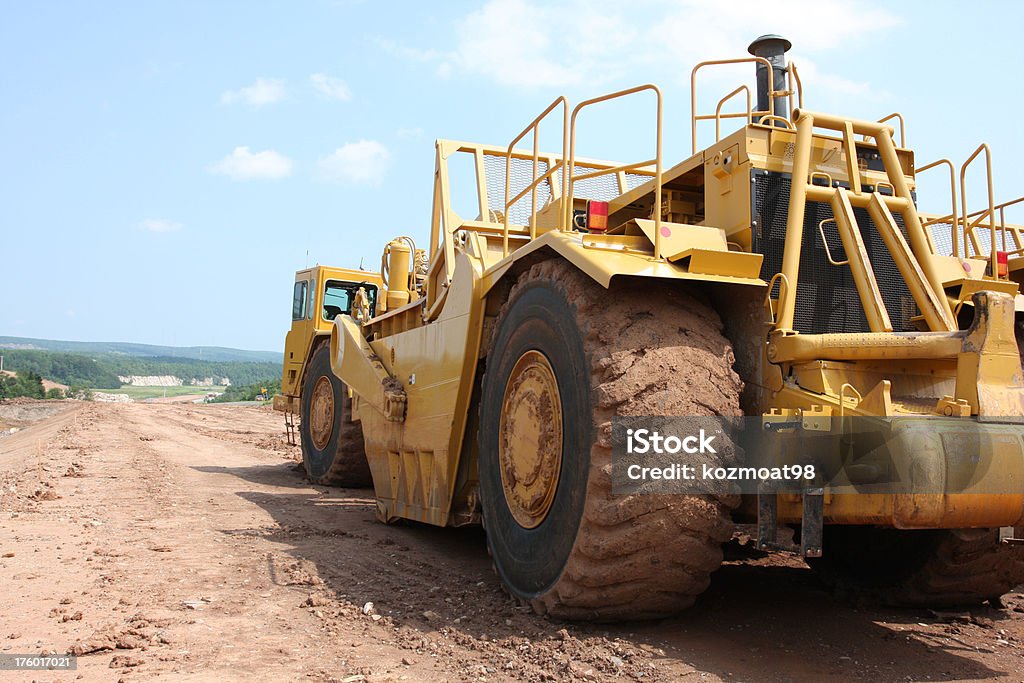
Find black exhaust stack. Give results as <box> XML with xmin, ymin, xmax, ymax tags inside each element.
<box><xmin>747</xmin><ymin>34</ymin><xmax>792</xmax><ymax>125</ymax></box>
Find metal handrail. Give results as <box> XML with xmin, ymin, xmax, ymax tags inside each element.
<box><xmin>571</xmin><ymin>159</ymin><xmax>655</xmax><ymax>182</ymax></box>
<box><xmin>838</xmin><ymin>383</ymin><xmax>863</xmax><ymax>418</ymax></box>
<box><xmin>959</xmin><ymin>144</ymin><xmax>996</xmax><ymax>274</ymax></box>
<box><xmin>755</xmin><ymin>115</ymin><xmax>795</xmax><ymax>130</ymax></box>
<box><xmin>960</xmin><ymin>195</ymin><xmax>1024</xmax><ymax>258</ymax></box>
<box><xmin>691</xmin><ymin>57</ymin><xmax>773</xmax><ymax>154</ymax></box>
<box><xmin>765</xmin><ymin>272</ymin><xmax>791</xmax><ymax>325</ymax></box>
<box><xmin>503</xmin><ymin>96</ymin><xmax>569</xmax><ymax>256</ymax></box>
<box><xmin>917</xmin><ymin>159</ymin><xmax>960</xmax><ymax>256</ymax></box>
<box><xmin>568</xmin><ymin>84</ymin><xmax>663</xmax><ymax>257</ymax></box>
<box><xmin>817</xmin><ymin>218</ymin><xmax>848</xmax><ymax>266</ymax></box>
<box><xmin>713</xmin><ymin>85</ymin><xmax>752</xmax><ymax>142</ymax></box>
<box><xmin>961</xmin><ymin>195</ymin><xmax>1024</xmax><ymax>221</ymax></box>
<box><xmin>997</xmin><ymin>197</ymin><xmax>1024</xmax><ymax>255</ymax></box>
<box><xmin>788</xmin><ymin>63</ymin><xmax>804</xmax><ymax>116</ymax></box>
<box><xmin>864</xmin><ymin>113</ymin><xmax>906</xmax><ymax>148</ymax></box>
<box><xmin>691</xmin><ymin>57</ymin><xmax>805</xmax><ymax>154</ymax></box>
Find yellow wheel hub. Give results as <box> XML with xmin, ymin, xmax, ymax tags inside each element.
<box><xmin>309</xmin><ymin>376</ymin><xmax>335</xmax><ymax>450</ymax></box>
<box><xmin>499</xmin><ymin>350</ymin><xmax>563</xmax><ymax>529</ymax></box>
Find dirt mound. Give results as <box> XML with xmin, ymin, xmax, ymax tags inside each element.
<box><xmin>0</xmin><ymin>399</ymin><xmax>72</xmax><ymax>428</ymax></box>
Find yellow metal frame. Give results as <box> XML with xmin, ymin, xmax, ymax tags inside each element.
<box><xmin>773</xmin><ymin>109</ymin><xmax>956</xmax><ymax>334</ymax></box>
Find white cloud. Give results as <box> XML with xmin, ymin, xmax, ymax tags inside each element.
<box><xmin>316</xmin><ymin>140</ymin><xmax>391</xmax><ymax>186</ymax></box>
<box><xmin>310</xmin><ymin>73</ymin><xmax>352</xmax><ymax>101</ymax></box>
<box><xmin>377</xmin><ymin>39</ymin><xmax>441</xmax><ymax>63</ymax></box>
<box><xmin>450</xmin><ymin>0</ymin><xmax>580</xmax><ymax>88</ymax></box>
<box><xmin>385</xmin><ymin>0</ymin><xmax>900</xmax><ymax>93</ymax></box>
<box><xmin>138</xmin><ymin>218</ymin><xmax>183</xmax><ymax>233</ymax></box>
<box><xmin>220</xmin><ymin>78</ymin><xmax>286</xmax><ymax>106</ymax></box>
<box><xmin>791</xmin><ymin>58</ymin><xmax>875</xmax><ymax>97</ymax></box>
<box><xmin>209</xmin><ymin>146</ymin><xmax>293</xmax><ymax>181</ymax></box>
<box><xmin>396</xmin><ymin>126</ymin><xmax>423</xmax><ymax>139</ymax></box>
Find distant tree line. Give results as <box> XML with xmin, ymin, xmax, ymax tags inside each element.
<box><xmin>0</xmin><ymin>371</ymin><xmax>45</xmax><ymax>399</ymax></box>
<box><xmin>0</xmin><ymin>350</ymin><xmax>281</xmax><ymax>390</ymax></box>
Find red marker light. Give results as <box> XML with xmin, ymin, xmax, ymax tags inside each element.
<box><xmin>587</xmin><ymin>200</ymin><xmax>608</xmax><ymax>232</ymax></box>
<box><xmin>997</xmin><ymin>250</ymin><xmax>1009</xmax><ymax>278</ymax></box>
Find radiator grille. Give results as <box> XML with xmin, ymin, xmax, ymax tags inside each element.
<box><xmin>752</xmin><ymin>171</ymin><xmax>918</xmax><ymax>334</ymax></box>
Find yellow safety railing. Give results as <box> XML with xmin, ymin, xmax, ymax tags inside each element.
<box><xmin>502</xmin><ymin>97</ymin><xmax>569</xmax><ymax>257</ymax></box>
<box><xmin>567</xmin><ymin>85</ymin><xmax>664</xmax><ymax>258</ymax></box>
<box><xmin>917</xmin><ymin>159</ymin><xmax>960</xmax><ymax>256</ymax></box>
<box><xmin>959</xmin><ymin>144</ymin><xmax>997</xmax><ymax>276</ymax></box>
<box><xmin>961</xmin><ymin>196</ymin><xmax>1024</xmax><ymax>258</ymax></box>
<box><xmin>865</xmin><ymin>113</ymin><xmax>906</xmax><ymax>148</ymax></box>
<box><xmin>714</xmin><ymin>85</ymin><xmax>751</xmax><ymax>142</ymax></box>
<box><xmin>913</xmin><ymin>152</ymin><xmax>1024</xmax><ymax>266</ymax></box>
<box><xmin>994</xmin><ymin>197</ymin><xmax>1024</xmax><ymax>255</ymax></box>
<box><xmin>789</xmin><ymin>63</ymin><xmax>804</xmax><ymax>112</ymax></box>
<box><xmin>690</xmin><ymin>58</ymin><xmax>804</xmax><ymax>153</ymax></box>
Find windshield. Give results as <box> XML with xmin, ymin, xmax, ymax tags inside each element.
<box><xmin>323</xmin><ymin>280</ymin><xmax>378</xmax><ymax>321</ymax></box>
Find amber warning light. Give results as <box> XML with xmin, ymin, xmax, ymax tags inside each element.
<box><xmin>587</xmin><ymin>200</ymin><xmax>608</xmax><ymax>232</ymax></box>
<box><xmin>997</xmin><ymin>251</ymin><xmax>1009</xmax><ymax>278</ymax></box>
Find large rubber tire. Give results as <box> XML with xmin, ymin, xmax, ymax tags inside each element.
<box><xmin>810</xmin><ymin>526</ymin><xmax>1024</xmax><ymax>606</ymax></box>
<box><xmin>478</xmin><ymin>260</ymin><xmax>743</xmax><ymax>621</ymax></box>
<box><xmin>299</xmin><ymin>344</ymin><xmax>373</xmax><ymax>487</ymax></box>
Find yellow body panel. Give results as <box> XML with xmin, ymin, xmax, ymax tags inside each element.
<box><xmin>344</xmin><ymin>252</ymin><xmax>485</xmax><ymax>525</ymax></box>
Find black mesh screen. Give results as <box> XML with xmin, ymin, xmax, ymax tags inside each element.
<box><xmin>752</xmin><ymin>170</ymin><xmax>918</xmax><ymax>334</ymax></box>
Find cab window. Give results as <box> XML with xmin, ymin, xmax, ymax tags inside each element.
<box><xmin>323</xmin><ymin>281</ymin><xmax>378</xmax><ymax>321</ymax></box>
<box><xmin>307</xmin><ymin>277</ymin><xmax>316</xmax><ymax>320</ymax></box>
<box><xmin>291</xmin><ymin>281</ymin><xmax>308</xmax><ymax>320</ymax></box>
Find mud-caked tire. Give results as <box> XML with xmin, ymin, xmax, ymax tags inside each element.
<box><xmin>478</xmin><ymin>260</ymin><xmax>744</xmax><ymax>621</ymax></box>
<box><xmin>810</xmin><ymin>526</ymin><xmax>1024</xmax><ymax>606</ymax></box>
<box><xmin>299</xmin><ymin>344</ymin><xmax>373</xmax><ymax>487</ymax></box>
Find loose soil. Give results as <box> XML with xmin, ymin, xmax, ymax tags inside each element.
<box><xmin>0</xmin><ymin>400</ymin><xmax>1021</xmax><ymax>681</ymax></box>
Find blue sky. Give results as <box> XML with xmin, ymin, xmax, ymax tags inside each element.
<box><xmin>2</xmin><ymin>1</ymin><xmax>1022</xmax><ymax>352</ymax></box>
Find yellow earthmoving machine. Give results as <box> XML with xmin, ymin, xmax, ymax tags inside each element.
<box><xmin>273</xmin><ymin>265</ymin><xmax>385</xmax><ymax>485</ymax></box>
<box><xmin>305</xmin><ymin>35</ymin><xmax>1024</xmax><ymax>620</ymax></box>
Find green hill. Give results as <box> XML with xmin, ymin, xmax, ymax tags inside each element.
<box><xmin>0</xmin><ymin>336</ymin><xmax>280</xmax><ymax>363</ymax></box>
<box><xmin>0</xmin><ymin>349</ymin><xmax>280</xmax><ymax>390</ymax></box>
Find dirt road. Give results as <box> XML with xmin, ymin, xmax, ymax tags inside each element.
<box><xmin>1</xmin><ymin>401</ymin><xmax>1022</xmax><ymax>681</ymax></box>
